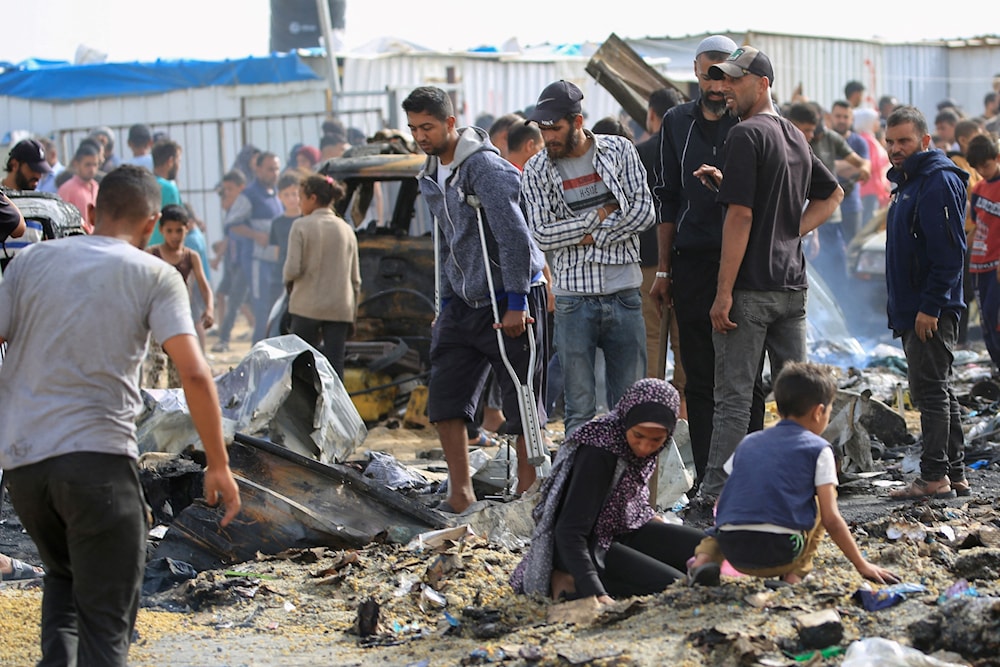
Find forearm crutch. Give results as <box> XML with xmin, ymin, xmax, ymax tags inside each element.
<box><xmin>471</xmin><ymin>198</ymin><xmax>547</xmax><ymax>476</ymax></box>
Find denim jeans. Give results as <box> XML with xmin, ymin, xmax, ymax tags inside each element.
<box><xmin>701</xmin><ymin>289</ymin><xmax>808</xmax><ymax>497</ymax></box>
<box><xmin>975</xmin><ymin>272</ymin><xmax>1000</xmax><ymax>366</ymax></box>
<box><xmin>217</xmin><ymin>264</ymin><xmax>250</xmax><ymax>345</ymax></box>
<box><xmin>554</xmin><ymin>288</ymin><xmax>647</xmax><ymax>436</ymax></box>
<box><xmin>902</xmin><ymin>314</ymin><xmax>965</xmax><ymax>481</ymax></box>
<box><xmin>251</xmin><ymin>261</ymin><xmax>281</xmax><ymax>344</ymax></box>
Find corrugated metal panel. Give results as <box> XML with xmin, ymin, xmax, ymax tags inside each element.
<box><xmin>341</xmin><ymin>52</ymin><xmax>624</xmax><ymax>130</ymax></box>
<box><xmin>747</xmin><ymin>32</ymin><xmax>889</xmax><ymax>110</ymax></box>
<box><xmin>944</xmin><ymin>44</ymin><xmax>1000</xmax><ymax>115</ymax></box>
<box><xmin>0</xmin><ymin>80</ymin><xmax>354</xmax><ymax>250</ymax></box>
<box><xmin>881</xmin><ymin>44</ymin><xmax>950</xmax><ymax>116</ymax></box>
<box><xmin>628</xmin><ymin>30</ymin><xmax>966</xmax><ymax>123</ymax></box>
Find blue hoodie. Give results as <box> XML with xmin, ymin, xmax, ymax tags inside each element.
<box><xmin>885</xmin><ymin>149</ymin><xmax>968</xmax><ymax>333</ymax></box>
<box><xmin>418</xmin><ymin>127</ymin><xmax>545</xmax><ymax>311</ymax></box>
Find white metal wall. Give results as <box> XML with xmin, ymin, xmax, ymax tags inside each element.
<box><xmin>341</xmin><ymin>52</ymin><xmax>625</xmax><ymax>131</ymax></box>
<box><xmin>943</xmin><ymin>42</ymin><xmax>1000</xmax><ymax>116</ymax></box>
<box><xmin>0</xmin><ymin>80</ymin><xmax>356</xmax><ymax>250</ymax></box>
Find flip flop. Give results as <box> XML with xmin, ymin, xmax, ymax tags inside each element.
<box><xmin>433</xmin><ymin>500</ymin><xmax>459</xmax><ymax>514</ymax></box>
<box><xmin>1</xmin><ymin>557</ymin><xmax>43</xmax><ymax>581</ymax></box>
<box><xmin>686</xmin><ymin>562</ymin><xmax>721</xmax><ymax>587</ymax></box>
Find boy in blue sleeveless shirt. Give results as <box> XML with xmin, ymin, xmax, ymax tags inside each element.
<box><xmin>687</xmin><ymin>362</ymin><xmax>899</xmax><ymax>585</ymax></box>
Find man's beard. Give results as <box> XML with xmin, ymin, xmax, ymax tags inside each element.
<box><xmin>546</xmin><ymin>126</ymin><xmax>581</xmax><ymax>160</ymax></box>
<box><xmin>702</xmin><ymin>95</ymin><xmax>729</xmax><ymax>117</ymax></box>
<box><xmin>15</xmin><ymin>166</ymin><xmax>35</xmax><ymax>190</ymax></box>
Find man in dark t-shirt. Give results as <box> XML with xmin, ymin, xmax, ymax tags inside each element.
<box><xmin>695</xmin><ymin>47</ymin><xmax>843</xmax><ymax>499</ymax></box>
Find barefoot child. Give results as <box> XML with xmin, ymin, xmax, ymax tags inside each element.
<box><xmin>687</xmin><ymin>362</ymin><xmax>900</xmax><ymax>585</ymax></box>
<box><xmin>144</xmin><ymin>205</ymin><xmax>215</xmax><ymax>387</ymax></box>
<box><xmin>150</xmin><ymin>204</ymin><xmax>214</xmax><ymax>331</ymax></box>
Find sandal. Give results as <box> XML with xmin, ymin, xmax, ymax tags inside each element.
<box><xmin>949</xmin><ymin>475</ymin><xmax>971</xmax><ymax>497</ymax></box>
<box><xmin>889</xmin><ymin>477</ymin><xmax>956</xmax><ymax>500</ymax></box>
<box><xmin>1</xmin><ymin>557</ymin><xmax>44</xmax><ymax>581</ymax></box>
<box><xmin>686</xmin><ymin>562</ymin><xmax>721</xmax><ymax>587</ymax></box>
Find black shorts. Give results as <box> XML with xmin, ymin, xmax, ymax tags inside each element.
<box><xmin>427</xmin><ymin>285</ymin><xmax>547</xmax><ymax>434</ymax></box>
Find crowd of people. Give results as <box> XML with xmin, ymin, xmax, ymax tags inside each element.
<box><xmin>408</xmin><ymin>35</ymin><xmax>998</xmax><ymax>608</ymax></box>
<box><xmin>1</xmin><ymin>117</ymin><xmax>370</xmax><ymax>376</ymax></box>
<box><xmin>3</xmin><ymin>33</ymin><xmax>1000</xmax><ymax>666</ymax></box>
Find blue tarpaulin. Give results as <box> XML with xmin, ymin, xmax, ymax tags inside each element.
<box><xmin>0</xmin><ymin>52</ymin><xmax>322</xmax><ymax>102</ymax></box>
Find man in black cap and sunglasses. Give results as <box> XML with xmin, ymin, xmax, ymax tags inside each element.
<box><xmin>696</xmin><ymin>47</ymin><xmax>844</xmax><ymax>499</ymax></box>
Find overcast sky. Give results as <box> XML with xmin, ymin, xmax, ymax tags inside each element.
<box><xmin>0</xmin><ymin>0</ymin><xmax>993</xmax><ymax>64</ymax></box>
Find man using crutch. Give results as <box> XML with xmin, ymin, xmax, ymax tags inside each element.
<box><xmin>404</xmin><ymin>87</ymin><xmax>548</xmax><ymax>514</ymax></box>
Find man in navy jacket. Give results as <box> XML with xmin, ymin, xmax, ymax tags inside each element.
<box><xmin>884</xmin><ymin>105</ymin><xmax>969</xmax><ymax>500</ymax></box>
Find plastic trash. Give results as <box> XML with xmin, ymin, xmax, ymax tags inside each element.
<box><xmin>853</xmin><ymin>582</ymin><xmax>926</xmax><ymax>611</ymax></box>
<box><xmin>938</xmin><ymin>578</ymin><xmax>978</xmax><ymax>602</ymax></box>
<box><xmin>363</xmin><ymin>450</ymin><xmax>430</xmax><ymax>490</ymax></box>
<box><xmin>842</xmin><ymin>637</ymin><xmax>966</xmax><ymax>666</ymax></box>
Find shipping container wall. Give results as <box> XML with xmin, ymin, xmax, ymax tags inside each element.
<box><xmin>341</xmin><ymin>53</ymin><xmax>626</xmax><ymax>132</ymax></box>
<box><xmin>746</xmin><ymin>32</ymin><xmax>888</xmax><ymax>110</ymax></box>
<box><xmin>880</xmin><ymin>44</ymin><xmax>950</xmax><ymax>118</ymax></box>
<box><xmin>943</xmin><ymin>43</ymin><xmax>1000</xmax><ymax>116</ymax></box>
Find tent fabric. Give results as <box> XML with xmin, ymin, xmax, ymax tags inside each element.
<box><xmin>0</xmin><ymin>52</ymin><xmax>321</xmax><ymax>102</ymax></box>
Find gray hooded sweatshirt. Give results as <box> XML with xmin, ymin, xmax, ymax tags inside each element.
<box><xmin>418</xmin><ymin>126</ymin><xmax>545</xmax><ymax>311</ymax></box>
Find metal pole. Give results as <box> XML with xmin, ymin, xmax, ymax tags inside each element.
<box><xmin>316</xmin><ymin>0</ymin><xmax>341</xmax><ymax>106</ymax></box>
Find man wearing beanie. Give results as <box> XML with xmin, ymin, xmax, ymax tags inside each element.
<box><xmin>650</xmin><ymin>35</ymin><xmax>768</xmax><ymax>493</ymax></box>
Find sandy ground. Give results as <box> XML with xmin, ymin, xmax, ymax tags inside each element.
<box><xmin>3</xmin><ymin>322</ymin><xmax>1000</xmax><ymax>666</ymax></box>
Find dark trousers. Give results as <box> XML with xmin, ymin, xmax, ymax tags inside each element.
<box><xmin>599</xmin><ymin>522</ymin><xmax>705</xmax><ymax>597</ymax></box>
<box><xmin>901</xmin><ymin>314</ymin><xmax>965</xmax><ymax>480</ymax></box>
<box><xmin>5</xmin><ymin>453</ymin><xmax>147</xmax><ymax>667</ymax></box>
<box><xmin>672</xmin><ymin>249</ymin><xmax>765</xmax><ymax>484</ymax></box>
<box><xmin>217</xmin><ymin>264</ymin><xmax>250</xmax><ymax>344</ymax></box>
<box><xmin>428</xmin><ymin>286</ymin><xmax>548</xmax><ymax>436</ymax></box>
<box><xmin>289</xmin><ymin>315</ymin><xmax>350</xmax><ymax>379</ymax></box>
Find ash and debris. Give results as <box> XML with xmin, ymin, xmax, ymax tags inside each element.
<box><xmin>4</xmin><ymin>345</ymin><xmax>1000</xmax><ymax>665</ymax></box>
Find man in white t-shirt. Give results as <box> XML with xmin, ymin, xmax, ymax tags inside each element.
<box><xmin>0</xmin><ymin>165</ymin><xmax>241</xmax><ymax>666</ymax></box>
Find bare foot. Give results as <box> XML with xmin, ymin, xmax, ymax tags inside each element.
<box><xmin>782</xmin><ymin>572</ymin><xmax>803</xmax><ymax>584</ymax></box>
<box><xmin>550</xmin><ymin>569</ymin><xmax>576</xmax><ymax>600</ymax></box>
<box><xmin>445</xmin><ymin>491</ymin><xmax>475</xmax><ymax>514</ymax></box>
<box><xmin>516</xmin><ymin>461</ymin><xmax>537</xmax><ymax>494</ymax></box>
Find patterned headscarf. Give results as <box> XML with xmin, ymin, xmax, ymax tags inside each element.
<box><xmin>510</xmin><ymin>378</ymin><xmax>679</xmax><ymax>595</ymax></box>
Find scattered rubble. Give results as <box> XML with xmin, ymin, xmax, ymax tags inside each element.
<box><xmin>4</xmin><ymin>336</ymin><xmax>1000</xmax><ymax>665</ymax></box>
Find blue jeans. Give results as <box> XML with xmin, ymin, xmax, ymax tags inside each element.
<box><xmin>902</xmin><ymin>314</ymin><xmax>965</xmax><ymax>481</ymax></box>
<box><xmin>217</xmin><ymin>264</ymin><xmax>249</xmax><ymax>345</ymax></box>
<box><xmin>701</xmin><ymin>289</ymin><xmax>808</xmax><ymax>497</ymax></box>
<box><xmin>251</xmin><ymin>261</ymin><xmax>281</xmax><ymax>344</ymax></box>
<box><xmin>975</xmin><ymin>272</ymin><xmax>1000</xmax><ymax>366</ymax></box>
<box><xmin>554</xmin><ymin>288</ymin><xmax>647</xmax><ymax>436</ymax></box>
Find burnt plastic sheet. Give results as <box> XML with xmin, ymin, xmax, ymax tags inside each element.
<box><xmin>137</xmin><ymin>335</ymin><xmax>367</xmax><ymax>464</ymax></box>
<box><xmin>151</xmin><ymin>433</ymin><xmax>449</xmax><ymax>571</ymax></box>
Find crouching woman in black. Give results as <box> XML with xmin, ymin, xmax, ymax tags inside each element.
<box><xmin>511</xmin><ymin>379</ymin><xmax>717</xmax><ymax>603</ymax></box>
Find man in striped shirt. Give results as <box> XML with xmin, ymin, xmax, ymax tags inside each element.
<box><xmin>522</xmin><ymin>80</ymin><xmax>656</xmax><ymax>435</ymax></box>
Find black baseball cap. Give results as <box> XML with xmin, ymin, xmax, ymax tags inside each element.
<box><xmin>526</xmin><ymin>80</ymin><xmax>584</xmax><ymax>126</ymax></box>
<box><xmin>9</xmin><ymin>139</ymin><xmax>52</xmax><ymax>174</ymax></box>
<box><xmin>708</xmin><ymin>46</ymin><xmax>774</xmax><ymax>84</ymax></box>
